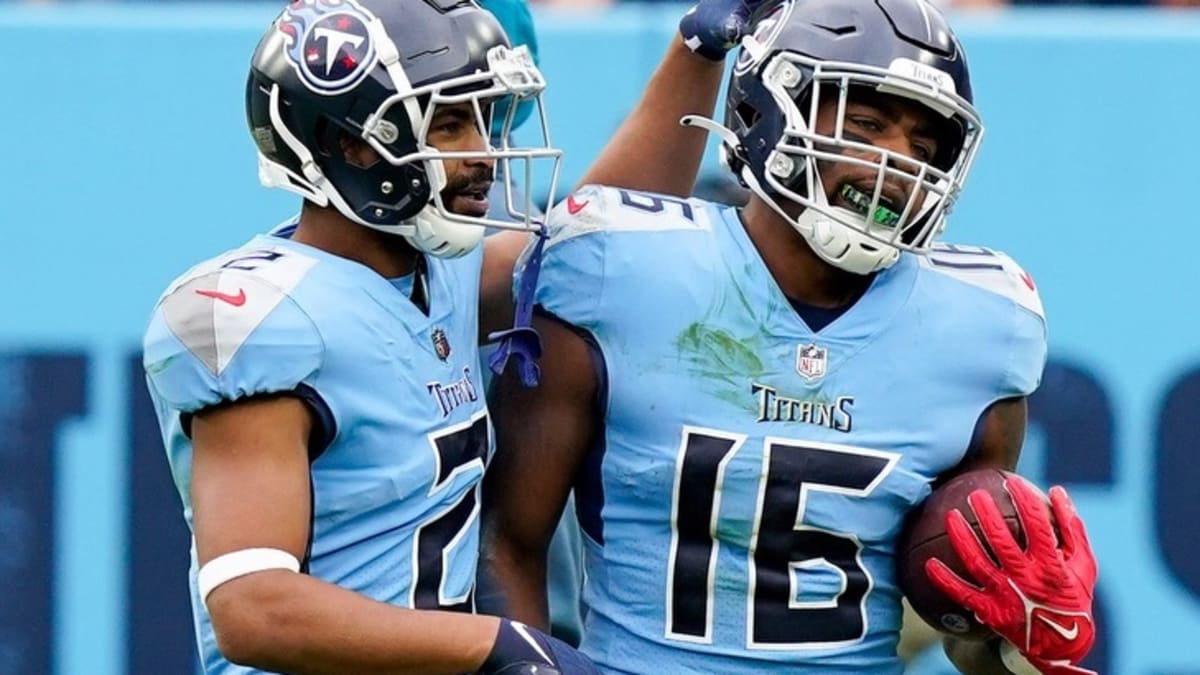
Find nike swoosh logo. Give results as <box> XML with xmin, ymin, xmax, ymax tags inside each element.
<box><xmin>566</xmin><ymin>195</ymin><xmax>589</xmax><ymax>215</ymax></box>
<box><xmin>510</xmin><ymin>621</ymin><xmax>554</xmax><ymax>665</ymax></box>
<box><xmin>1037</xmin><ymin>614</ymin><xmax>1080</xmax><ymax>641</ymax></box>
<box><xmin>195</xmin><ymin>288</ymin><xmax>247</xmax><ymax>307</ymax></box>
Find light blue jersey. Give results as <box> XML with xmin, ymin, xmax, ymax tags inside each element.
<box><xmin>143</xmin><ymin>224</ymin><xmax>490</xmax><ymax>675</ymax></box>
<box><xmin>533</xmin><ymin>186</ymin><xmax>1047</xmax><ymax>674</ymax></box>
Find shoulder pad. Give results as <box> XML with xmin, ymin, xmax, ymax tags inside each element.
<box><xmin>544</xmin><ymin>184</ymin><xmax>710</xmax><ymax>248</ymax></box>
<box><xmin>155</xmin><ymin>246</ymin><xmax>320</xmax><ymax>376</ymax></box>
<box><xmin>144</xmin><ymin>246</ymin><xmax>324</xmax><ymax>411</ymax></box>
<box><xmin>923</xmin><ymin>244</ymin><xmax>1044</xmax><ymax>320</ymax></box>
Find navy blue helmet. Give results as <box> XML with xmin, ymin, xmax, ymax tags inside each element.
<box><xmin>717</xmin><ymin>0</ymin><xmax>983</xmax><ymax>274</ymax></box>
<box><xmin>246</xmin><ymin>0</ymin><xmax>560</xmax><ymax>257</ymax></box>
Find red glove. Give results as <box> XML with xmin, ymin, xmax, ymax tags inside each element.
<box><xmin>924</xmin><ymin>475</ymin><xmax>1098</xmax><ymax>674</ymax></box>
<box><xmin>998</xmin><ymin>640</ymin><xmax>1096</xmax><ymax>675</ymax></box>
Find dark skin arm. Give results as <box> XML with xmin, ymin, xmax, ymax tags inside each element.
<box><xmin>481</xmin><ymin>315</ymin><xmax>599</xmax><ymax>629</ymax></box>
<box><xmin>578</xmin><ymin>36</ymin><xmax>724</xmax><ymax>197</ymax></box>
<box><xmin>480</xmin><ymin>230</ymin><xmax>529</xmax><ymax>343</ymax></box>
<box><xmin>191</xmin><ymin>395</ymin><xmax>501</xmax><ymax>675</ymax></box>
<box><xmin>936</xmin><ymin>396</ymin><xmax>1028</xmax><ymax>675</ymax></box>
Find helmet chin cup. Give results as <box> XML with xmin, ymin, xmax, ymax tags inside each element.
<box><xmin>793</xmin><ymin>207</ymin><xmax>900</xmax><ymax>276</ymax></box>
<box><xmin>808</xmin><ymin>216</ymin><xmax>841</xmax><ymax>249</ymax></box>
<box><xmin>406</xmin><ymin>204</ymin><xmax>487</xmax><ymax>259</ymax></box>
<box><xmin>761</xmin><ymin>146</ymin><xmax>899</xmax><ymax>276</ymax></box>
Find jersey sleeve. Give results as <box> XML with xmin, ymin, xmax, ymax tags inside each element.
<box><xmin>922</xmin><ymin>244</ymin><xmax>1048</xmax><ymax>398</ymax></box>
<box><xmin>528</xmin><ymin>184</ymin><xmax>711</xmax><ymax>328</ymax></box>
<box><xmin>1001</xmin><ymin>257</ymin><xmax>1048</xmax><ymax>398</ymax></box>
<box><xmin>143</xmin><ymin>267</ymin><xmax>325</xmax><ymax>413</ymax></box>
<box><xmin>528</xmin><ymin>184</ymin><xmax>612</xmax><ymax>327</ymax></box>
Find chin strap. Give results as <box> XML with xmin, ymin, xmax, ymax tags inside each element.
<box><xmin>487</xmin><ymin>229</ymin><xmax>546</xmax><ymax>387</ymax></box>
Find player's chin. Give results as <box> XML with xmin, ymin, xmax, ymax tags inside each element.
<box><xmin>446</xmin><ymin>192</ymin><xmax>490</xmax><ymax>218</ymax></box>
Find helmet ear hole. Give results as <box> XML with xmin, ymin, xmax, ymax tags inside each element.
<box><xmin>339</xmin><ymin>135</ymin><xmax>382</xmax><ymax>170</ymax></box>
<box><xmin>735</xmin><ymin>101</ymin><xmax>761</xmax><ymax>130</ymax></box>
<box><xmin>313</xmin><ymin>121</ymin><xmax>380</xmax><ymax>170</ymax></box>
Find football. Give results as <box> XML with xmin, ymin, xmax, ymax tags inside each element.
<box><xmin>897</xmin><ymin>468</ymin><xmax>1025</xmax><ymax>641</ymax></box>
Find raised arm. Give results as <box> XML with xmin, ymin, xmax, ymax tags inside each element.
<box><xmin>478</xmin><ymin>1</ymin><xmax>762</xmax><ymax>333</ymax></box>
<box><xmin>482</xmin><ymin>313</ymin><xmax>602</xmax><ymax>628</ymax></box>
<box><xmin>580</xmin><ymin>0</ymin><xmax>762</xmax><ymax>197</ymax></box>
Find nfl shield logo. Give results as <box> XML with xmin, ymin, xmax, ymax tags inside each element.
<box><xmin>796</xmin><ymin>343</ymin><xmax>827</xmax><ymax>382</ymax></box>
<box><xmin>431</xmin><ymin>328</ymin><xmax>452</xmax><ymax>361</ymax></box>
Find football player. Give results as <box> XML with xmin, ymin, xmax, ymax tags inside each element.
<box><xmin>484</xmin><ymin>0</ymin><xmax>1099</xmax><ymax>673</ymax></box>
<box><xmin>140</xmin><ymin>0</ymin><xmax>751</xmax><ymax>672</ymax></box>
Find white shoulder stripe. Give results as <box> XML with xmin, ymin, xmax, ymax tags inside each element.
<box><xmin>922</xmin><ymin>245</ymin><xmax>1045</xmax><ymax>320</ymax></box>
<box><xmin>546</xmin><ymin>185</ymin><xmax>710</xmax><ymax>248</ymax></box>
<box><xmin>160</xmin><ymin>247</ymin><xmax>318</xmax><ymax>376</ymax></box>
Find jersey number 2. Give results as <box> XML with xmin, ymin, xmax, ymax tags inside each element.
<box><xmin>412</xmin><ymin>411</ymin><xmax>490</xmax><ymax>612</ymax></box>
<box><xmin>666</xmin><ymin>427</ymin><xmax>897</xmax><ymax>649</ymax></box>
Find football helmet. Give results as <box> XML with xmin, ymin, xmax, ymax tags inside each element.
<box><xmin>246</xmin><ymin>0</ymin><xmax>561</xmax><ymax>257</ymax></box>
<box><xmin>691</xmin><ymin>0</ymin><xmax>982</xmax><ymax>274</ymax></box>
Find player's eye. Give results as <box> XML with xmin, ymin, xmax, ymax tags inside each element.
<box><xmin>848</xmin><ymin>116</ymin><xmax>883</xmax><ymax>134</ymax></box>
<box><xmin>911</xmin><ymin>141</ymin><xmax>934</xmax><ymax>163</ymax></box>
<box><xmin>433</xmin><ymin>119</ymin><xmax>463</xmax><ymax>135</ymax></box>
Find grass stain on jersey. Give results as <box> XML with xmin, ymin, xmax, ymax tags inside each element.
<box><xmin>675</xmin><ymin>323</ymin><xmax>765</xmax><ymax>412</ymax></box>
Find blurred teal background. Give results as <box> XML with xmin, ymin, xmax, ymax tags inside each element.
<box><xmin>2</xmin><ymin>3</ymin><xmax>1199</xmax><ymax>673</ymax></box>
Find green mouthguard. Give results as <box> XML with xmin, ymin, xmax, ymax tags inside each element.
<box><xmin>840</xmin><ymin>184</ymin><xmax>901</xmax><ymax>228</ymax></box>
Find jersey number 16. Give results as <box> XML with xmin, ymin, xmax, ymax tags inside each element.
<box><xmin>666</xmin><ymin>426</ymin><xmax>899</xmax><ymax>650</ymax></box>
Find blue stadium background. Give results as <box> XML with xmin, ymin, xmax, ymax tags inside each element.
<box><xmin>2</xmin><ymin>3</ymin><xmax>1199</xmax><ymax>673</ymax></box>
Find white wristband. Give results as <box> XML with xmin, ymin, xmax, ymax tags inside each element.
<box><xmin>999</xmin><ymin>640</ymin><xmax>1044</xmax><ymax>675</ymax></box>
<box><xmin>198</xmin><ymin>548</ymin><xmax>301</xmax><ymax>608</ymax></box>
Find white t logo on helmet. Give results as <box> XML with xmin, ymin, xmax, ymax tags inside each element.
<box><xmin>313</xmin><ymin>27</ymin><xmax>366</xmax><ymax>77</ymax></box>
<box><xmin>278</xmin><ymin>1</ymin><xmax>379</xmax><ymax>95</ymax></box>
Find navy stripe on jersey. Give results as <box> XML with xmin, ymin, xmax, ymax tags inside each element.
<box><xmin>788</xmin><ymin>298</ymin><xmax>851</xmax><ymax>333</ymax></box>
<box><xmin>294</xmin><ymin>383</ymin><xmax>337</xmax><ymax>461</ymax></box>
<box><xmin>179</xmin><ymin>385</ymin><xmax>337</xmax><ymax>462</ymax></box>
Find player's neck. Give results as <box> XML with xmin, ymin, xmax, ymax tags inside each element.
<box><xmin>291</xmin><ymin>205</ymin><xmax>421</xmax><ymax>278</ymax></box>
<box><xmin>741</xmin><ymin>198</ymin><xmax>873</xmax><ymax>309</ymax></box>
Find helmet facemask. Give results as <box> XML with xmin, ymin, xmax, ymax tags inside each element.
<box><xmin>361</xmin><ymin>43</ymin><xmax>561</xmax><ymax>256</ymax></box>
<box><xmin>746</xmin><ymin>53</ymin><xmax>983</xmax><ymax>274</ymax></box>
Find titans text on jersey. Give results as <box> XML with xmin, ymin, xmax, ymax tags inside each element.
<box><xmin>142</xmin><ymin>223</ymin><xmax>491</xmax><ymax>675</ymax></box>
<box><xmin>751</xmin><ymin>383</ymin><xmax>854</xmax><ymax>430</ymax></box>
<box><xmin>530</xmin><ymin>185</ymin><xmax>1047</xmax><ymax>674</ymax></box>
